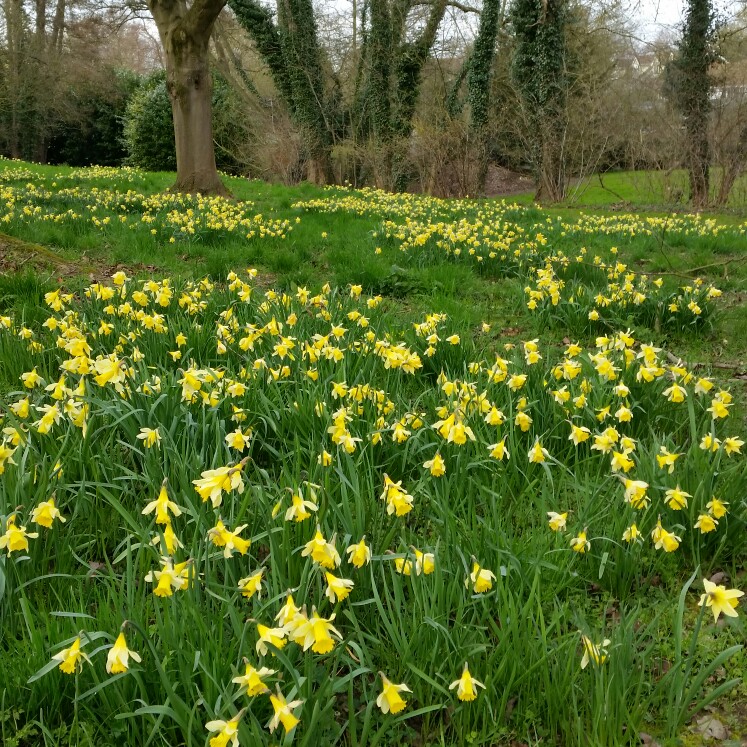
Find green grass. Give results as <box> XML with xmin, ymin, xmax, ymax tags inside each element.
<box><xmin>511</xmin><ymin>169</ymin><xmax>747</xmax><ymax>214</ymax></box>
<box><xmin>0</xmin><ymin>159</ymin><xmax>745</xmax><ymax>746</ymax></box>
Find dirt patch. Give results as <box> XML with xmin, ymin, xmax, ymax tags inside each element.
<box><xmin>0</xmin><ymin>233</ymin><xmax>69</xmax><ymax>275</ymax></box>
<box><xmin>483</xmin><ymin>165</ymin><xmax>534</xmax><ymax>198</ymax></box>
<box><xmin>0</xmin><ymin>232</ymin><xmax>156</xmax><ymax>284</ymax></box>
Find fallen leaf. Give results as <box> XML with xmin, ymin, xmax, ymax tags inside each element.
<box><xmin>694</xmin><ymin>715</ymin><xmax>728</xmax><ymax>740</ymax></box>
<box><xmin>639</xmin><ymin>733</ymin><xmax>661</xmax><ymax>746</ymax></box>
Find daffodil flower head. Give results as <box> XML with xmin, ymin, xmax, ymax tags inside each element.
<box><xmin>698</xmin><ymin>578</ymin><xmax>743</xmax><ymax>622</ymax></box>
<box><xmin>466</xmin><ymin>561</ymin><xmax>496</xmax><ymax>593</ymax></box>
<box><xmin>268</xmin><ymin>686</ymin><xmax>303</xmax><ymax>734</ymax></box>
<box><xmin>232</xmin><ymin>661</ymin><xmax>276</xmax><ymax>696</ymax></box>
<box><xmin>52</xmin><ymin>635</ymin><xmax>91</xmax><ymax>674</ymax></box>
<box><xmin>346</xmin><ymin>537</ymin><xmax>371</xmax><ymax>568</ymax></box>
<box><xmin>106</xmin><ymin>630</ymin><xmax>141</xmax><ymax>675</ymax></box>
<box><xmin>377</xmin><ymin>673</ymin><xmax>412</xmax><ymax>714</ymax></box>
<box><xmin>580</xmin><ymin>634</ymin><xmax>610</xmax><ymax>669</ymax></box>
<box><xmin>448</xmin><ymin>662</ymin><xmax>485</xmax><ymax>701</ymax></box>
<box><xmin>205</xmin><ymin>714</ymin><xmax>242</xmax><ymax>747</ymax></box>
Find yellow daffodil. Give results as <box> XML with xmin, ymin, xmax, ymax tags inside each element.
<box><xmin>346</xmin><ymin>537</ymin><xmax>371</xmax><ymax>568</ymax></box>
<box><xmin>547</xmin><ymin>511</ymin><xmax>567</xmax><ymax>532</ymax></box>
<box><xmin>376</xmin><ymin>673</ymin><xmax>411</xmax><ymax>714</ymax></box>
<box><xmin>268</xmin><ymin>687</ymin><xmax>303</xmax><ymax>734</ymax></box>
<box><xmin>466</xmin><ymin>562</ymin><xmax>496</xmax><ymax>593</ymax></box>
<box><xmin>238</xmin><ymin>569</ymin><xmax>264</xmax><ymax>599</ymax></box>
<box><xmin>580</xmin><ymin>635</ymin><xmax>610</xmax><ymax>668</ymax></box>
<box><xmin>449</xmin><ymin>663</ymin><xmax>485</xmax><ymax>701</ymax></box>
<box><xmin>106</xmin><ymin>631</ymin><xmax>141</xmax><ymax>674</ymax></box>
<box><xmin>51</xmin><ymin>636</ymin><xmax>91</xmax><ymax>674</ymax></box>
<box><xmin>698</xmin><ymin>579</ymin><xmax>743</xmax><ymax>622</ymax></box>
<box><xmin>232</xmin><ymin>662</ymin><xmax>276</xmax><ymax>696</ymax></box>
<box><xmin>31</xmin><ymin>496</ymin><xmax>66</xmax><ymax>528</ymax></box>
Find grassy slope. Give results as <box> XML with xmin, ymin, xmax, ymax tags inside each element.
<box><xmin>1</xmin><ymin>161</ymin><xmax>745</xmax><ymax>402</ymax></box>
<box><xmin>0</xmin><ymin>160</ymin><xmax>746</xmax><ymax>745</ymax></box>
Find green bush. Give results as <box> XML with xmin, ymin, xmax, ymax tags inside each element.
<box><xmin>122</xmin><ymin>73</ymin><xmax>177</xmax><ymax>172</ymax></box>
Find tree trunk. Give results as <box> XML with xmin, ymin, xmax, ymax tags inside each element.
<box><xmin>149</xmin><ymin>0</ymin><xmax>230</xmax><ymax>196</ymax></box>
<box><xmin>168</xmin><ymin>38</ymin><xmax>228</xmax><ymax>195</ymax></box>
<box><xmin>687</xmin><ymin>113</ymin><xmax>710</xmax><ymax>207</ymax></box>
<box><xmin>714</xmin><ymin>122</ymin><xmax>747</xmax><ymax>206</ymax></box>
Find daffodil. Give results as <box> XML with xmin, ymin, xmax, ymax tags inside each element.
<box><xmin>651</xmin><ymin>519</ymin><xmax>680</xmax><ymax>552</ymax></box>
<box><xmin>232</xmin><ymin>662</ymin><xmax>275</xmax><ymax>696</ymax></box>
<box><xmin>208</xmin><ymin>519</ymin><xmax>251</xmax><ymax>558</ymax></box>
<box><xmin>466</xmin><ymin>562</ymin><xmax>496</xmax><ymax>593</ymax></box>
<box><xmin>698</xmin><ymin>579</ymin><xmax>743</xmax><ymax>622</ymax></box>
<box><xmin>256</xmin><ymin>624</ymin><xmax>288</xmax><ymax>656</ymax></box>
<box><xmin>31</xmin><ymin>496</ymin><xmax>66</xmax><ymax>528</ymax></box>
<box><xmin>325</xmin><ymin>572</ymin><xmax>354</xmax><ymax>603</ymax></box>
<box><xmin>0</xmin><ymin>515</ymin><xmax>38</xmax><ymax>554</ymax></box>
<box><xmin>664</xmin><ymin>486</ymin><xmax>690</xmax><ymax>510</ymax></box>
<box><xmin>706</xmin><ymin>497</ymin><xmax>728</xmax><ymax>518</ymax></box>
<box><xmin>268</xmin><ymin>687</ymin><xmax>303</xmax><ymax>734</ymax></box>
<box><xmin>694</xmin><ymin>513</ymin><xmax>717</xmax><ymax>534</ymax></box>
<box><xmin>528</xmin><ymin>439</ymin><xmax>550</xmax><ymax>464</ymax></box>
<box><xmin>380</xmin><ymin>474</ymin><xmax>414</xmax><ymax>517</ymax></box>
<box><xmin>106</xmin><ymin>631</ymin><xmax>141</xmax><ymax>674</ymax></box>
<box><xmin>622</xmin><ymin>524</ymin><xmax>641</xmax><ymax>543</ymax></box>
<box><xmin>302</xmin><ymin>527</ymin><xmax>341</xmax><ymax>569</ymax></box>
<box><xmin>142</xmin><ymin>481</ymin><xmax>183</xmax><ymax>525</ymax></box>
<box><xmin>293</xmin><ymin>608</ymin><xmax>342</xmax><ymax>653</ymax></box>
<box><xmin>376</xmin><ymin>673</ymin><xmax>411</xmax><ymax>714</ymax></box>
<box><xmin>238</xmin><ymin>569</ymin><xmax>264</xmax><ymax>599</ymax></box>
<box><xmin>580</xmin><ymin>635</ymin><xmax>610</xmax><ymax>668</ymax></box>
<box><xmin>51</xmin><ymin>636</ymin><xmax>91</xmax><ymax>674</ymax></box>
<box><xmin>547</xmin><ymin>511</ymin><xmax>567</xmax><ymax>532</ymax></box>
<box><xmin>193</xmin><ymin>460</ymin><xmax>246</xmax><ymax>508</ymax></box>
<box><xmin>423</xmin><ymin>453</ymin><xmax>446</xmax><ymax>477</ymax></box>
<box><xmin>346</xmin><ymin>537</ymin><xmax>371</xmax><ymax>568</ymax></box>
<box><xmin>448</xmin><ymin>663</ymin><xmax>485</xmax><ymax>701</ymax></box>
<box><xmin>570</xmin><ymin>530</ymin><xmax>590</xmax><ymax>553</ymax></box>
<box><xmin>284</xmin><ymin>489</ymin><xmax>318</xmax><ymax>522</ymax></box>
<box><xmin>136</xmin><ymin>427</ymin><xmax>161</xmax><ymax>448</ymax></box>
<box><xmin>144</xmin><ymin>557</ymin><xmax>189</xmax><ymax>597</ymax></box>
<box><xmin>205</xmin><ymin>715</ymin><xmax>241</xmax><ymax>747</ymax></box>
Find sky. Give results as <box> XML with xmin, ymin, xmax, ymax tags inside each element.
<box><xmin>636</xmin><ymin>0</ymin><xmax>740</xmax><ymax>39</ymax></box>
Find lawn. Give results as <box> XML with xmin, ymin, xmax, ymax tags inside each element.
<box><xmin>0</xmin><ymin>159</ymin><xmax>745</xmax><ymax>747</ymax></box>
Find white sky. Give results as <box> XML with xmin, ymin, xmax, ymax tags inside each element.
<box><xmin>636</xmin><ymin>0</ymin><xmax>740</xmax><ymax>39</ymax></box>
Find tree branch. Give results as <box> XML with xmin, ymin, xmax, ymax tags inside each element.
<box><xmin>183</xmin><ymin>0</ymin><xmax>227</xmax><ymax>39</ymax></box>
<box><xmin>412</xmin><ymin>0</ymin><xmax>480</xmax><ymax>14</ymax></box>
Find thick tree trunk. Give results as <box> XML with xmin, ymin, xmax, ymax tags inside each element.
<box><xmin>687</xmin><ymin>114</ymin><xmax>710</xmax><ymax>207</ymax></box>
<box><xmin>149</xmin><ymin>0</ymin><xmax>230</xmax><ymax>196</ymax></box>
<box><xmin>166</xmin><ymin>38</ymin><xmax>229</xmax><ymax>195</ymax></box>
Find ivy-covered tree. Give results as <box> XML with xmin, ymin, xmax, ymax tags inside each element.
<box><xmin>510</xmin><ymin>0</ymin><xmax>571</xmax><ymax>202</ymax></box>
<box><xmin>466</xmin><ymin>0</ymin><xmax>503</xmax><ymax>190</ymax></box>
<box><xmin>229</xmin><ymin>0</ymin><xmax>337</xmax><ymax>183</ymax></box>
<box><xmin>666</xmin><ymin>0</ymin><xmax>717</xmax><ymax>207</ymax></box>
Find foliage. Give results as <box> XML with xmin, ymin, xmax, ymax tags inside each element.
<box><xmin>47</xmin><ymin>69</ymin><xmax>141</xmax><ymax>168</ymax></box>
<box><xmin>122</xmin><ymin>74</ymin><xmax>178</xmax><ymax>173</ymax></box>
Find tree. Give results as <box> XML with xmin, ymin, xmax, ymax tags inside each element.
<box><xmin>228</xmin><ymin>0</ymin><xmax>337</xmax><ymax>183</ymax></box>
<box><xmin>466</xmin><ymin>0</ymin><xmax>503</xmax><ymax>190</ymax></box>
<box><xmin>666</xmin><ymin>0</ymin><xmax>717</xmax><ymax>207</ymax></box>
<box><xmin>510</xmin><ymin>0</ymin><xmax>571</xmax><ymax>202</ymax></box>
<box><xmin>148</xmin><ymin>0</ymin><xmax>231</xmax><ymax>195</ymax></box>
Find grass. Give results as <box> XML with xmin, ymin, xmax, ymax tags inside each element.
<box><xmin>540</xmin><ymin>169</ymin><xmax>747</xmax><ymax>214</ymax></box>
<box><xmin>0</xmin><ymin>159</ymin><xmax>745</xmax><ymax>746</ymax></box>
